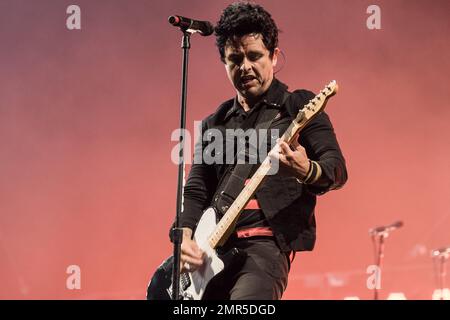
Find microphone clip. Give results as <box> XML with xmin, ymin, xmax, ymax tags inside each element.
<box><xmin>369</xmin><ymin>221</ymin><xmax>404</xmax><ymax>237</ymax></box>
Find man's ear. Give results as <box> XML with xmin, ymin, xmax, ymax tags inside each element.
<box><xmin>272</xmin><ymin>48</ymin><xmax>280</xmax><ymax>67</ymax></box>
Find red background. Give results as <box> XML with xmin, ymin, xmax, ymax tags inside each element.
<box><xmin>0</xmin><ymin>0</ymin><xmax>449</xmax><ymax>299</ymax></box>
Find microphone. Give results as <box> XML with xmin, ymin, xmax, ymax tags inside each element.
<box><xmin>431</xmin><ymin>246</ymin><xmax>450</xmax><ymax>257</ymax></box>
<box><xmin>168</xmin><ymin>15</ymin><xmax>214</xmax><ymax>36</ymax></box>
<box><xmin>369</xmin><ymin>220</ymin><xmax>404</xmax><ymax>236</ymax></box>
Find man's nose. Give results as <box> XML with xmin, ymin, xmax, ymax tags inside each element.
<box><xmin>240</xmin><ymin>57</ymin><xmax>252</xmax><ymax>71</ymax></box>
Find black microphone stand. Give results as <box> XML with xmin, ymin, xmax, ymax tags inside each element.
<box><xmin>170</xmin><ymin>29</ymin><xmax>192</xmax><ymax>300</ymax></box>
<box><xmin>438</xmin><ymin>255</ymin><xmax>448</xmax><ymax>300</ymax></box>
<box><xmin>371</xmin><ymin>232</ymin><xmax>386</xmax><ymax>300</ymax></box>
<box><xmin>433</xmin><ymin>251</ymin><xmax>449</xmax><ymax>300</ymax></box>
<box><xmin>369</xmin><ymin>222</ymin><xmax>403</xmax><ymax>300</ymax></box>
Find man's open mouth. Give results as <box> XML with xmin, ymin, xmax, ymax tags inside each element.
<box><xmin>241</xmin><ymin>75</ymin><xmax>257</xmax><ymax>85</ymax></box>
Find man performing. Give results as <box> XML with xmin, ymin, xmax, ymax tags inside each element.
<box><xmin>177</xmin><ymin>2</ymin><xmax>347</xmax><ymax>300</ymax></box>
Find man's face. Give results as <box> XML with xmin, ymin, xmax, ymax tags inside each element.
<box><xmin>224</xmin><ymin>34</ymin><xmax>279</xmax><ymax>101</ymax></box>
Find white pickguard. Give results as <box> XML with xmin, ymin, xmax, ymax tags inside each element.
<box><xmin>182</xmin><ymin>207</ymin><xmax>224</xmax><ymax>300</ymax></box>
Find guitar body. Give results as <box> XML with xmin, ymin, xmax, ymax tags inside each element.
<box><xmin>147</xmin><ymin>207</ymin><xmax>246</xmax><ymax>300</ymax></box>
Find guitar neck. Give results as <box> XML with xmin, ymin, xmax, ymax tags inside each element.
<box><xmin>208</xmin><ymin>121</ymin><xmax>301</xmax><ymax>249</ymax></box>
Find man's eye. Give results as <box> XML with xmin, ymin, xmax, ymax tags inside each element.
<box><xmin>228</xmin><ymin>56</ymin><xmax>242</xmax><ymax>65</ymax></box>
<box><xmin>248</xmin><ymin>53</ymin><xmax>262</xmax><ymax>61</ymax></box>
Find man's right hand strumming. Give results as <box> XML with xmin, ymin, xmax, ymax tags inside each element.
<box><xmin>180</xmin><ymin>228</ymin><xmax>205</xmax><ymax>272</ymax></box>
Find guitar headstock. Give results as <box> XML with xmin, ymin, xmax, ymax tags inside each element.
<box><xmin>295</xmin><ymin>80</ymin><xmax>338</xmax><ymax>125</ymax></box>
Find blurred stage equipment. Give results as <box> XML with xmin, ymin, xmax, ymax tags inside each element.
<box><xmin>431</xmin><ymin>245</ymin><xmax>450</xmax><ymax>300</ymax></box>
<box><xmin>369</xmin><ymin>220</ymin><xmax>404</xmax><ymax>300</ymax></box>
<box><xmin>166</xmin><ymin>14</ymin><xmax>213</xmax><ymax>301</ymax></box>
<box><xmin>387</xmin><ymin>292</ymin><xmax>407</xmax><ymax>300</ymax></box>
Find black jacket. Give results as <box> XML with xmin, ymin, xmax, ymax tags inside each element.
<box><xmin>180</xmin><ymin>78</ymin><xmax>347</xmax><ymax>252</ymax></box>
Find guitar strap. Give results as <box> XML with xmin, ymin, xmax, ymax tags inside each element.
<box><xmin>212</xmin><ymin>91</ymin><xmax>291</xmax><ymax>219</ymax></box>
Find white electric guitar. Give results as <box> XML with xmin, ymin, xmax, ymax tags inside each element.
<box><xmin>147</xmin><ymin>80</ymin><xmax>339</xmax><ymax>300</ymax></box>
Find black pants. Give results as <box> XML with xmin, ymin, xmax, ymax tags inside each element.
<box><xmin>203</xmin><ymin>237</ymin><xmax>291</xmax><ymax>300</ymax></box>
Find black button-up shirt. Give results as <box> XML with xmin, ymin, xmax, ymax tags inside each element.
<box><xmin>179</xmin><ymin>78</ymin><xmax>348</xmax><ymax>252</ymax></box>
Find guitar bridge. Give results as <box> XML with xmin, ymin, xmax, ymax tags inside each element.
<box><xmin>166</xmin><ymin>273</ymin><xmax>193</xmax><ymax>299</ymax></box>
<box><xmin>181</xmin><ymin>273</ymin><xmax>191</xmax><ymax>290</ymax></box>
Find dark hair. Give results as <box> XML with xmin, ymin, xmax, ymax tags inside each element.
<box><xmin>215</xmin><ymin>2</ymin><xmax>279</xmax><ymax>62</ymax></box>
